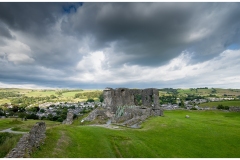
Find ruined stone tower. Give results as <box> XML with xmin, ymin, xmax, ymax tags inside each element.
<box><xmin>103</xmin><ymin>88</ymin><xmax>163</xmax><ymax>116</ymax></box>
<box><xmin>83</xmin><ymin>87</ymin><xmax>163</xmax><ymax>127</ymax></box>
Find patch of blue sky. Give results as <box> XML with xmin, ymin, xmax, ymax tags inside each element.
<box><xmin>62</xmin><ymin>3</ymin><xmax>83</xmax><ymax>14</ymax></box>
<box><xmin>227</xmin><ymin>43</ymin><xmax>240</xmax><ymax>50</ymax></box>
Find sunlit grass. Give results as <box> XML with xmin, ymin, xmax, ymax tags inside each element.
<box><xmin>199</xmin><ymin>100</ymin><xmax>240</xmax><ymax>107</ymax></box>
<box><xmin>32</xmin><ymin>110</ymin><xmax>240</xmax><ymax>158</ymax></box>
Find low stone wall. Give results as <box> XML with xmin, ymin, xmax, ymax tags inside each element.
<box><xmin>6</xmin><ymin>122</ymin><xmax>46</xmax><ymax>158</ymax></box>
<box><xmin>62</xmin><ymin>111</ymin><xmax>74</xmax><ymax>125</ymax></box>
<box><xmin>229</xmin><ymin>106</ymin><xmax>240</xmax><ymax>112</ymax></box>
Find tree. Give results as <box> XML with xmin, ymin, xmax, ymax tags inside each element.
<box><xmin>99</xmin><ymin>93</ymin><xmax>104</xmax><ymax>102</ymax></box>
<box><xmin>0</xmin><ymin>108</ymin><xmax>5</xmax><ymax>116</ymax></box>
<box><xmin>40</xmin><ymin>108</ymin><xmax>45</xmax><ymax>113</ymax></box>
<box><xmin>86</xmin><ymin>98</ymin><xmax>94</xmax><ymax>102</ymax></box>
<box><xmin>26</xmin><ymin>113</ymin><xmax>38</xmax><ymax>120</ymax></box>
<box><xmin>18</xmin><ymin>113</ymin><xmax>27</xmax><ymax>121</ymax></box>
<box><xmin>50</xmin><ymin>95</ymin><xmax>57</xmax><ymax>99</ymax></box>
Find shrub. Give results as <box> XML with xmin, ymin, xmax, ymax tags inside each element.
<box><xmin>217</xmin><ymin>104</ymin><xmax>229</xmax><ymax>110</ymax></box>
<box><xmin>26</xmin><ymin>113</ymin><xmax>39</xmax><ymax>120</ymax></box>
<box><xmin>86</xmin><ymin>99</ymin><xmax>94</xmax><ymax>103</ymax></box>
<box><xmin>190</xmin><ymin>107</ymin><xmax>197</xmax><ymax>110</ymax></box>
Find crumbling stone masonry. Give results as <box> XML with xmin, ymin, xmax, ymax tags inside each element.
<box><xmin>84</xmin><ymin>88</ymin><xmax>163</xmax><ymax>127</ymax></box>
<box><xmin>103</xmin><ymin>88</ymin><xmax>162</xmax><ymax>115</ymax></box>
<box><xmin>229</xmin><ymin>106</ymin><xmax>240</xmax><ymax>112</ymax></box>
<box><xmin>6</xmin><ymin>122</ymin><xmax>46</xmax><ymax>158</ymax></box>
<box><xmin>62</xmin><ymin>111</ymin><xmax>74</xmax><ymax>125</ymax></box>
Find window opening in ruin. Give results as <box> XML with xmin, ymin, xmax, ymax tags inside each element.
<box><xmin>150</xmin><ymin>95</ymin><xmax>154</xmax><ymax>105</ymax></box>
<box><xmin>121</xmin><ymin>89</ymin><xmax>125</xmax><ymax>96</ymax></box>
<box><xmin>134</xmin><ymin>94</ymin><xmax>142</xmax><ymax>106</ymax></box>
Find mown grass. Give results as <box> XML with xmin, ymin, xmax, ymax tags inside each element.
<box><xmin>0</xmin><ymin>98</ymin><xmax>10</xmax><ymax>104</ymax></box>
<box><xmin>0</xmin><ymin>118</ymin><xmax>61</xmax><ymax>157</ymax></box>
<box><xmin>0</xmin><ymin>118</ymin><xmax>61</xmax><ymax>131</ymax></box>
<box><xmin>32</xmin><ymin>110</ymin><xmax>240</xmax><ymax>158</ymax></box>
<box><xmin>25</xmin><ymin>90</ymin><xmax>57</xmax><ymax>97</ymax></box>
<box><xmin>199</xmin><ymin>100</ymin><xmax>240</xmax><ymax>107</ymax></box>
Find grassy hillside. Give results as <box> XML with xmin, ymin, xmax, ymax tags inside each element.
<box><xmin>199</xmin><ymin>100</ymin><xmax>240</xmax><ymax>107</ymax></box>
<box><xmin>177</xmin><ymin>88</ymin><xmax>240</xmax><ymax>97</ymax></box>
<box><xmin>31</xmin><ymin>110</ymin><xmax>240</xmax><ymax>158</ymax></box>
<box><xmin>0</xmin><ymin>118</ymin><xmax>60</xmax><ymax>158</ymax></box>
<box><xmin>0</xmin><ymin>118</ymin><xmax>61</xmax><ymax>131</ymax></box>
<box><xmin>0</xmin><ymin>88</ymin><xmax>103</xmax><ymax>105</ymax></box>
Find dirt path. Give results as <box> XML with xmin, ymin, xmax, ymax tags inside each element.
<box><xmin>0</xmin><ymin>128</ymin><xmax>27</xmax><ymax>134</ymax></box>
<box><xmin>87</xmin><ymin>124</ymin><xmax>123</xmax><ymax>130</ymax></box>
<box><xmin>52</xmin><ymin>131</ymin><xmax>71</xmax><ymax>157</ymax></box>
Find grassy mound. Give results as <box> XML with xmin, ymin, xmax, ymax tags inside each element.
<box><xmin>0</xmin><ymin>132</ymin><xmax>22</xmax><ymax>157</ymax></box>
<box><xmin>31</xmin><ymin>110</ymin><xmax>240</xmax><ymax>158</ymax></box>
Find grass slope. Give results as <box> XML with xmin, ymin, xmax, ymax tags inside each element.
<box><xmin>32</xmin><ymin>110</ymin><xmax>240</xmax><ymax>158</ymax></box>
<box><xmin>0</xmin><ymin>118</ymin><xmax>61</xmax><ymax>158</ymax></box>
<box><xmin>0</xmin><ymin>118</ymin><xmax>61</xmax><ymax>131</ymax></box>
<box><xmin>0</xmin><ymin>132</ymin><xmax>22</xmax><ymax>157</ymax></box>
<box><xmin>199</xmin><ymin>100</ymin><xmax>240</xmax><ymax>107</ymax></box>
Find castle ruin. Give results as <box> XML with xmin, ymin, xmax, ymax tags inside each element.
<box><xmin>84</xmin><ymin>88</ymin><xmax>163</xmax><ymax>127</ymax></box>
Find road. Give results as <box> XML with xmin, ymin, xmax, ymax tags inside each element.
<box><xmin>0</xmin><ymin>128</ymin><xmax>28</xmax><ymax>134</ymax></box>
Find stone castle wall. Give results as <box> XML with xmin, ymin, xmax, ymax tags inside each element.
<box><xmin>62</xmin><ymin>111</ymin><xmax>74</xmax><ymax>125</ymax></box>
<box><xmin>6</xmin><ymin>122</ymin><xmax>46</xmax><ymax>158</ymax></box>
<box><xmin>103</xmin><ymin>88</ymin><xmax>161</xmax><ymax>113</ymax></box>
<box><xmin>229</xmin><ymin>106</ymin><xmax>240</xmax><ymax>112</ymax></box>
<box><xmin>84</xmin><ymin>88</ymin><xmax>163</xmax><ymax>127</ymax></box>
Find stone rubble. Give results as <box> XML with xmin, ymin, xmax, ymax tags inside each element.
<box><xmin>84</xmin><ymin>88</ymin><xmax>164</xmax><ymax>127</ymax></box>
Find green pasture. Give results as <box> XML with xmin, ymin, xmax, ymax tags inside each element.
<box><xmin>0</xmin><ymin>88</ymin><xmax>32</xmax><ymax>94</ymax></box>
<box><xmin>0</xmin><ymin>118</ymin><xmax>61</xmax><ymax>157</ymax></box>
<box><xmin>215</xmin><ymin>88</ymin><xmax>240</xmax><ymax>96</ymax></box>
<box><xmin>0</xmin><ymin>118</ymin><xmax>61</xmax><ymax>131</ymax></box>
<box><xmin>199</xmin><ymin>100</ymin><xmax>240</xmax><ymax>107</ymax></box>
<box><xmin>0</xmin><ymin>132</ymin><xmax>22</xmax><ymax>157</ymax></box>
<box><xmin>0</xmin><ymin>99</ymin><xmax>10</xmax><ymax>104</ymax></box>
<box><xmin>177</xmin><ymin>88</ymin><xmax>212</xmax><ymax>96</ymax></box>
<box><xmin>25</xmin><ymin>90</ymin><xmax>57</xmax><ymax>97</ymax></box>
<box><xmin>61</xmin><ymin>90</ymin><xmax>99</xmax><ymax>97</ymax></box>
<box><xmin>31</xmin><ymin>110</ymin><xmax>240</xmax><ymax>158</ymax></box>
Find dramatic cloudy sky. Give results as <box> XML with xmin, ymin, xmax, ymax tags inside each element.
<box><xmin>0</xmin><ymin>2</ymin><xmax>240</xmax><ymax>89</ymax></box>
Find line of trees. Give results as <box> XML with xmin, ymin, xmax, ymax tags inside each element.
<box><xmin>0</xmin><ymin>92</ymin><xmax>22</xmax><ymax>99</ymax></box>
<box><xmin>74</xmin><ymin>91</ymin><xmax>103</xmax><ymax>100</ymax></box>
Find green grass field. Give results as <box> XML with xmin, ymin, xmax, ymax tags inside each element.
<box><xmin>29</xmin><ymin>110</ymin><xmax>240</xmax><ymax>158</ymax></box>
<box><xmin>0</xmin><ymin>118</ymin><xmax>61</xmax><ymax>158</ymax></box>
<box><xmin>199</xmin><ymin>100</ymin><xmax>240</xmax><ymax>107</ymax></box>
<box><xmin>24</xmin><ymin>90</ymin><xmax>56</xmax><ymax>97</ymax></box>
<box><xmin>0</xmin><ymin>132</ymin><xmax>22</xmax><ymax>157</ymax></box>
<box><xmin>0</xmin><ymin>118</ymin><xmax>61</xmax><ymax>131</ymax></box>
<box><xmin>0</xmin><ymin>99</ymin><xmax>10</xmax><ymax>104</ymax></box>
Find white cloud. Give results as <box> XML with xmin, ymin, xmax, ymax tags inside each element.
<box><xmin>0</xmin><ymin>32</ymin><xmax>35</xmax><ymax>65</ymax></box>
<box><xmin>7</xmin><ymin>53</ymin><xmax>34</xmax><ymax>65</ymax></box>
<box><xmin>69</xmin><ymin>49</ymin><xmax>240</xmax><ymax>89</ymax></box>
<box><xmin>0</xmin><ymin>82</ymin><xmax>55</xmax><ymax>89</ymax></box>
<box><xmin>74</xmin><ymin>51</ymin><xmax>111</xmax><ymax>82</ymax></box>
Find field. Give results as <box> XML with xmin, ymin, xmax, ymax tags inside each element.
<box><xmin>0</xmin><ymin>118</ymin><xmax>61</xmax><ymax>132</ymax></box>
<box><xmin>0</xmin><ymin>88</ymin><xmax>103</xmax><ymax>105</ymax></box>
<box><xmin>25</xmin><ymin>110</ymin><xmax>240</xmax><ymax>158</ymax></box>
<box><xmin>177</xmin><ymin>88</ymin><xmax>240</xmax><ymax>97</ymax></box>
<box><xmin>0</xmin><ymin>118</ymin><xmax>60</xmax><ymax>157</ymax></box>
<box><xmin>199</xmin><ymin>100</ymin><xmax>240</xmax><ymax>107</ymax></box>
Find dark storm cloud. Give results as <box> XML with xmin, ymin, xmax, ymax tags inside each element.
<box><xmin>0</xmin><ymin>22</ymin><xmax>15</xmax><ymax>40</ymax></box>
<box><xmin>0</xmin><ymin>2</ymin><xmax>82</xmax><ymax>36</ymax></box>
<box><xmin>0</xmin><ymin>2</ymin><xmax>240</xmax><ymax>89</ymax></box>
<box><xmin>62</xmin><ymin>2</ymin><xmax>240</xmax><ymax>66</ymax></box>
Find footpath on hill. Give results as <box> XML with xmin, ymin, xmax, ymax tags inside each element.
<box><xmin>0</xmin><ymin>128</ymin><xmax>27</xmax><ymax>134</ymax></box>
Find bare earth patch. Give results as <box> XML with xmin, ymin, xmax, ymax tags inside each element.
<box><xmin>52</xmin><ymin>131</ymin><xmax>70</xmax><ymax>157</ymax></box>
